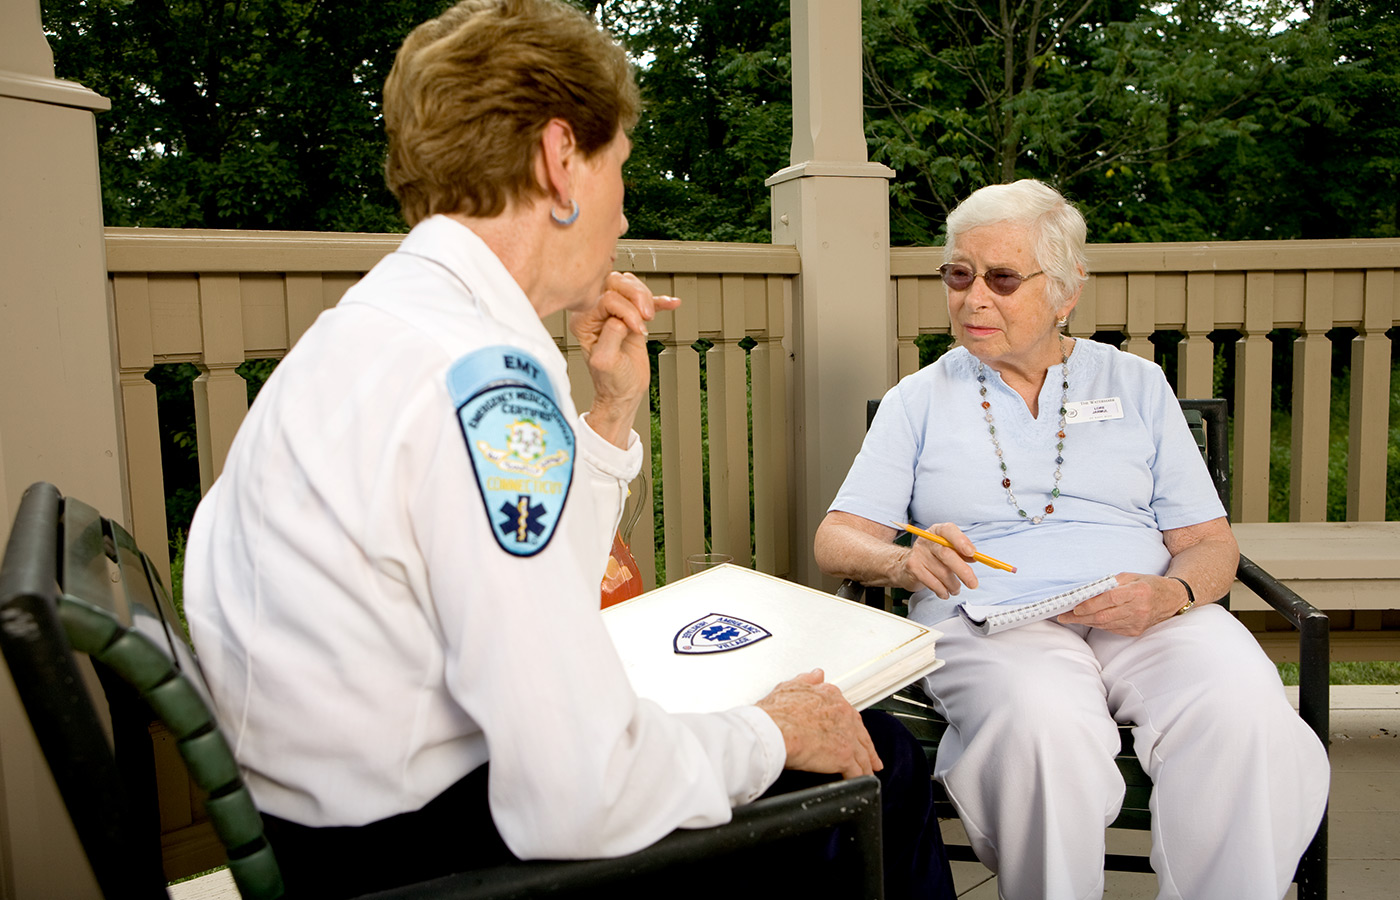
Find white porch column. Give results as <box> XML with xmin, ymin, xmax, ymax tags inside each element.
<box><xmin>768</xmin><ymin>0</ymin><xmax>893</xmax><ymax>587</ymax></box>
<box><xmin>0</xmin><ymin>1</ymin><xmax>118</xmax><ymax>897</ymax></box>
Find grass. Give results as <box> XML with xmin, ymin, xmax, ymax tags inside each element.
<box><xmin>1277</xmin><ymin>661</ymin><xmax>1400</xmax><ymax>686</ymax></box>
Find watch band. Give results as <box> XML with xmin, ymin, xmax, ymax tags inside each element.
<box><xmin>1168</xmin><ymin>576</ymin><xmax>1196</xmax><ymax>616</ymax></box>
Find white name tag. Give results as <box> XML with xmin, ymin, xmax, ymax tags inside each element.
<box><xmin>1064</xmin><ymin>398</ymin><xmax>1123</xmax><ymax>424</ymax></box>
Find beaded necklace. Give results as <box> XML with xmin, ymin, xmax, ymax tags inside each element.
<box><xmin>976</xmin><ymin>335</ymin><xmax>1069</xmax><ymax>525</ymax></box>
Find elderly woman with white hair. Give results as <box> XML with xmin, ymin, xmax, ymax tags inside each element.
<box><xmin>815</xmin><ymin>179</ymin><xmax>1329</xmax><ymax>899</ymax></box>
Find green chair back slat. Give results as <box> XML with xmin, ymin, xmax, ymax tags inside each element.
<box><xmin>94</xmin><ymin>628</ymin><xmax>176</xmax><ymax>693</ymax></box>
<box><xmin>229</xmin><ymin>843</ymin><xmax>288</xmax><ymax>900</ymax></box>
<box><xmin>1182</xmin><ymin>408</ymin><xmax>1207</xmax><ymax>456</ymax></box>
<box><xmin>180</xmin><ymin>728</ymin><xmax>243</xmax><ymax>794</ymax></box>
<box><xmin>143</xmin><ymin>673</ymin><xmax>216</xmax><ymax>739</ymax></box>
<box><xmin>205</xmin><ymin>787</ymin><xmax>270</xmax><ymax>849</ymax></box>
<box><xmin>60</xmin><ymin>497</ymin><xmax>125</xmax><ymax>619</ymax></box>
<box><xmin>58</xmin><ymin>594</ymin><xmax>122</xmax><ymax>654</ymax></box>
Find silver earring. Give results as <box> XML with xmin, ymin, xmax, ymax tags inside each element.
<box><xmin>1056</xmin><ymin>316</ymin><xmax>1068</xmax><ymax>327</ymax></box>
<box><xmin>551</xmin><ymin>199</ymin><xmax>580</xmax><ymax>226</ymax></box>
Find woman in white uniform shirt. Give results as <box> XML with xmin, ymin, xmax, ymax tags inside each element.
<box><xmin>183</xmin><ymin>1</ymin><xmax>952</xmax><ymax>897</ymax></box>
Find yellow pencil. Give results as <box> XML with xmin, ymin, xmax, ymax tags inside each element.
<box><xmin>891</xmin><ymin>521</ymin><xmax>1018</xmax><ymax>573</ymax></box>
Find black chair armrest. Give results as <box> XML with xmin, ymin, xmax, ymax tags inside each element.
<box><xmin>361</xmin><ymin>775</ymin><xmax>884</xmax><ymax>899</ymax></box>
<box><xmin>1236</xmin><ymin>553</ymin><xmax>1330</xmax><ymax>751</ymax></box>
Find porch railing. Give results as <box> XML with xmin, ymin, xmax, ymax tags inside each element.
<box><xmin>108</xmin><ymin>230</ymin><xmax>1399</xmax><ymax>597</ymax></box>
<box><xmin>893</xmin><ymin>241</ymin><xmax>1400</xmax><ymax>525</ymax></box>
<box><xmin>106</xmin><ymin>229</ymin><xmax>800</xmax><ymax>589</ymax></box>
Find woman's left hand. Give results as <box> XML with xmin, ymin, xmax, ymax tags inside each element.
<box><xmin>1056</xmin><ymin>517</ymin><xmax>1236</xmax><ymax>636</ymax></box>
<box><xmin>571</xmin><ymin>272</ymin><xmax>680</xmax><ymax>447</ymax></box>
<box><xmin>1056</xmin><ymin>572</ymin><xmax>1187</xmax><ymax>636</ymax></box>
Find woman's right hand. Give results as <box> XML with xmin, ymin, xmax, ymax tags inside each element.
<box><xmin>756</xmin><ymin>669</ymin><xmax>880</xmax><ymax>778</ymax></box>
<box><xmin>814</xmin><ymin>511</ymin><xmax>979</xmax><ymax>598</ymax></box>
<box><xmin>572</xmin><ymin>272</ymin><xmax>680</xmax><ymax>448</ymax></box>
<box><xmin>898</xmin><ymin>522</ymin><xmax>980</xmax><ymax>599</ymax></box>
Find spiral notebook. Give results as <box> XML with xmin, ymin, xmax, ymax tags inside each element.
<box><xmin>956</xmin><ymin>575</ymin><xmax>1119</xmax><ymax>635</ymax></box>
<box><xmin>603</xmin><ymin>564</ymin><xmax>943</xmax><ymax>714</ymax></box>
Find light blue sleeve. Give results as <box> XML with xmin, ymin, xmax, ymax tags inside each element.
<box><xmin>828</xmin><ymin>382</ymin><xmax>921</xmax><ymax>528</ymax></box>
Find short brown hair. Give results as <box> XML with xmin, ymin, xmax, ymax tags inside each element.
<box><xmin>384</xmin><ymin>0</ymin><xmax>640</xmax><ymax>227</ymax></box>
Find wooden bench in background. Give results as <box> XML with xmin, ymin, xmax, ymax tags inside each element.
<box><xmin>1233</xmin><ymin>521</ymin><xmax>1400</xmax><ymax>663</ymax></box>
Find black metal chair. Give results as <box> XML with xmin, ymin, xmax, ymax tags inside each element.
<box><xmin>1</xmin><ymin>482</ymin><xmax>885</xmax><ymax>899</ymax></box>
<box><xmin>836</xmin><ymin>398</ymin><xmax>1329</xmax><ymax>898</ymax></box>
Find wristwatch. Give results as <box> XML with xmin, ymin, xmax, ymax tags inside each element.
<box><xmin>1168</xmin><ymin>576</ymin><xmax>1196</xmax><ymax>616</ymax></box>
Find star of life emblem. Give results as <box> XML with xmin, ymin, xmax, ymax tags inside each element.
<box><xmin>674</xmin><ymin>614</ymin><xmax>772</xmax><ymax>655</ymax></box>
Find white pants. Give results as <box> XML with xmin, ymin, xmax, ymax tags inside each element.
<box><xmin>924</xmin><ymin>605</ymin><xmax>1330</xmax><ymax>900</ymax></box>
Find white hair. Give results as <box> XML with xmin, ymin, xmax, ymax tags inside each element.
<box><xmin>944</xmin><ymin>179</ymin><xmax>1089</xmax><ymax>311</ymax></box>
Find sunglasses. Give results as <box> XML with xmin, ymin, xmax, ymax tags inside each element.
<box><xmin>939</xmin><ymin>264</ymin><xmax>1044</xmax><ymax>296</ymax></box>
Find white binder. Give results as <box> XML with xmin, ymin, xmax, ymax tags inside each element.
<box><xmin>603</xmin><ymin>564</ymin><xmax>943</xmax><ymax>714</ymax></box>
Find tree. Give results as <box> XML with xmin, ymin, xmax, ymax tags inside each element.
<box><xmin>43</xmin><ymin>0</ymin><xmax>447</xmax><ymax>232</ymax></box>
<box><xmin>861</xmin><ymin>0</ymin><xmax>1335</xmax><ymax>243</ymax></box>
<box><xmin>42</xmin><ymin>0</ymin><xmax>1399</xmax><ymax>243</ymax></box>
<box><xmin>609</xmin><ymin>0</ymin><xmax>793</xmax><ymax>242</ymax></box>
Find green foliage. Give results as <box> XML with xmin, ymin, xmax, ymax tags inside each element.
<box><xmin>915</xmin><ymin>333</ymin><xmax>955</xmax><ymax>368</ymax></box>
<box><xmin>168</xmin><ymin>526</ymin><xmax>187</xmax><ymax>626</ymax></box>
<box><xmin>44</xmin><ymin>1</ymin><xmax>1400</xmax><ymax>243</ymax></box>
<box><xmin>1267</xmin><ymin>350</ymin><xmax>1400</xmax><ymax>522</ymax></box>
<box><xmin>43</xmin><ymin>0</ymin><xmax>445</xmax><ymax>231</ymax></box>
<box><xmin>615</xmin><ymin>0</ymin><xmax>792</xmax><ymax>242</ymax></box>
<box><xmin>146</xmin><ymin>358</ymin><xmax>279</xmax><ymax>552</ymax></box>
<box><xmin>1277</xmin><ymin>661</ymin><xmax>1400</xmax><ymax>686</ymax></box>
<box><xmin>862</xmin><ymin>0</ymin><xmax>1399</xmax><ymax>243</ymax></box>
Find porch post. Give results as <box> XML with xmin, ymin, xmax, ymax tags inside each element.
<box><xmin>0</xmin><ymin>1</ymin><xmax>119</xmax><ymax>897</ymax></box>
<box><xmin>768</xmin><ymin>0</ymin><xmax>893</xmax><ymax>587</ymax></box>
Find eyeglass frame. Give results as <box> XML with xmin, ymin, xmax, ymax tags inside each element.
<box><xmin>938</xmin><ymin>263</ymin><xmax>1045</xmax><ymax>296</ymax></box>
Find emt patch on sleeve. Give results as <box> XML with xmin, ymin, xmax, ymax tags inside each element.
<box><xmin>447</xmin><ymin>347</ymin><xmax>574</xmax><ymax>557</ymax></box>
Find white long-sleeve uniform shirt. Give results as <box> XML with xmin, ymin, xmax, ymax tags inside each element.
<box><xmin>184</xmin><ymin>215</ymin><xmax>785</xmax><ymax>859</ymax></box>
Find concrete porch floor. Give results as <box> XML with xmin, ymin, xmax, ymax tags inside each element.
<box><xmin>168</xmin><ymin>686</ymin><xmax>1399</xmax><ymax>899</ymax></box>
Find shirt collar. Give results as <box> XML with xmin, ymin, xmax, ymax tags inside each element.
<box><xmin>397</xmin><ymin>214</ymin><xmax>555</xmax><ymax>347</ymax></box>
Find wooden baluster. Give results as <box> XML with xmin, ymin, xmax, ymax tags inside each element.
<box><xmin>284</xmin><ymin>272</ymin><xmax>327</xmax><ymax>349</ymax></box>
<box><xmin>627</xmin><ymin>275</ymin><xmax>668</xmax><ymax>590</ymax></box>
<box><xmin>1348</xmin><ymin>269</ymin><xmax>1393</xmax><ymax>521</ymax></box>
<box><xmin>1234</xmin><ymin>272</ymin><xmax>1276</xmax><ymax>523</ymax></box>
<box><xmin>705</xmin><ymin>275</ymin><xmax>752</xmax><ymax>565</ymax></box>
<box><xmin>1290</xmin><ymin>271</ymin><xmax>1333</xmax><ymax>521</ymax></box>
<box><xmin>1124</xmin><ymin>273</ymin><xmax>1156</xmax><ymax>360</ymax></box>
<box><xmin>658</xmin><ymin>274</ymin><xmax>704</xmax><ymax>582</ymax></box>
<box><xmin>895</xmin><ymin>276</ymin><xmax>919</xmax><ymax>379</ymax></box>
<box><xmin>1072</xmin><ymin>273</ymin><xmax>1098</xmax><ymax>339</ymax></box>
<box><xmin>751</xmin><ymin>276</ymin><xmax>791</xmax><ymax>577</ymax></box>
<box><xmin>1179</xmin><ymin>272</ymin><xmax>1216</xmax><ymax>400</ymax></box>
<box><xmin>112</xmin><ymin>273</ymin><xmax>172</xmax><ymax>582</ymax></box>
<box><xmin>557</xmin><ymin>309</ymin><xmax>593</xmax><ymax>413</ymax></box>
<box><xmin>192</xmin><ymin>274</ymin><xmax>247</xmax><ymax>492</ymax></box>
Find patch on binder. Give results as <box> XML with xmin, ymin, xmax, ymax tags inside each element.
<box><xmin>674</xmin><ymin>614</ymin><xmax>772</xmax><ymax>655</ymax></box>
